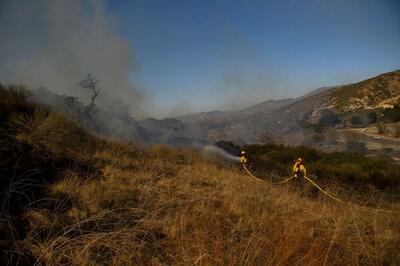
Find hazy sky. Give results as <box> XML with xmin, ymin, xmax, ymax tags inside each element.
<box><xmin>0</xmin><ymin>1</ymin><xmax>399</xmax><ymax>118</ymax></box>
<box><xmin>109</xmin><ymin>0</ymin><xmax>400</xmax><ymax>117</ymax></box>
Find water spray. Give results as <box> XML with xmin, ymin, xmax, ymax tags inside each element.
<box><xmin>202</xmin><ymin>145</ymin><xmax>241</xmax><ymax>162</ymax></box>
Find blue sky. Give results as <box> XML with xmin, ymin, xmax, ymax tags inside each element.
<box><xmin>108</xmin><ymin>0</ymin><xmax>400</xmax><ymax>117</ymax></box>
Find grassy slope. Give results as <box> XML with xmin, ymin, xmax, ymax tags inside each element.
<box><xmin>1</xmin><ymin>87</ymin><xmax>400</xmax><ymax>265</ymax></box>
<box><xmin>329</xmin><ymin>70</ymin><xmax>400</xmax><ymax>112</ymax></box>
<box><xmin>31</xmin><ymin>145</ymin><xmax>400</xmax><ymax>265</ymax></box>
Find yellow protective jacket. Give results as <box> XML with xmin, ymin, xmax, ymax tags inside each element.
<box><xmin>240</xmin><ymin>156</ymin><xmax>248</xmax><ymax>165</ymax></box>
<box><xmin>293</xmin><ymin>163</ymin><xmax>306</xmax><ymax>176</ymax></box>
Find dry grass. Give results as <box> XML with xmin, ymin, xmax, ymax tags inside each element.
<box><xmin>8</xmin><ymin>107</ymin><xmax>88</xmax><ymax>159</ymax></box>
<box><xmin>16</xmin><ymin>143</ymin><xmax>400</xmax><ymax>265</ymax></box>
<box><xmin>1</xmin><ymin>86</ymin><xmax>399</xmax><ymax>265</ymax></box>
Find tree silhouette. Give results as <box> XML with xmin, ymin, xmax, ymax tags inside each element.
<box><xmin>79</xmin><ymin>74</ymin><xmax>100</xmax><ymax>116</ymax></box>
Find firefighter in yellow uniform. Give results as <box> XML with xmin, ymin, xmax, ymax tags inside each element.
<box><xmin>240</xmin><ymin>151</ymin><xmax>248</xmax><ymax>166</ymax></box>
<box><xmin>293</xmin><ymin>158</ymin><xmax>306</xmax><ymax>179</ymax></box>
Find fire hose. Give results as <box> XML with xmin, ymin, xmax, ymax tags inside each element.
<box><xmin>241</xmin><ymin>164</ymin><xmax>395</xmax><ymax>213</ymax></box>
<box><xmin>242</xmin><ymin>164</ymin><xmax>344</xmax><ymax>204</ymax></box>
<box><xmin>242</xmin><ymin>164</ymin><xmax>295</xmax><ymax>185</ymax></box>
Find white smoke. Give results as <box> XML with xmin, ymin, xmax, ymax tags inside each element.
<box><xmin>0</xmin><ymin>0</ymin><xmax>142</xmax><ymax>113</ymax></box>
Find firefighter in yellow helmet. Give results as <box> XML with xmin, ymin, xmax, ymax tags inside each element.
<box><xmin>240</xmin><ymin>150</ymin><xmax>248</xmax><ymax>166</ymax></box>
<box><xmin>293</xmin><ymin>158</ymin><xmax>307</xmax><ymax>178</ymax></box>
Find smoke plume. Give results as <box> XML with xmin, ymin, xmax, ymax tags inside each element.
<box><xmin>0</xmin><ymin>0</ymin><xmax>142</xmax><ymax>113</ymax></box>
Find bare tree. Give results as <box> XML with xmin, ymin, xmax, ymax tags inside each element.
<box><xmin>79</xmin><ymin>74</ymin><xmax>100</xmax><ymax>116</ymax></box>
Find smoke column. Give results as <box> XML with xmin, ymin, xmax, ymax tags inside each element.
<box><xmin>0</xmin><ymin>0</ymin><xmax>142</xmax><ymax>113</ymax></box>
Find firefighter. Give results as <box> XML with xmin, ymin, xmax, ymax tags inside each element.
<box><xmin>240</xmin><ymin>150</ymin><xmax>248</xmax><ymax>166</ymax></box>
<box><xmin>293</xmin><ymin>158</ymin><xmax>307</xmax><ymax>179</ymax></box>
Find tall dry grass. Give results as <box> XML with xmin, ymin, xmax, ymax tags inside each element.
<box><xmin>19</xmin><ymin>143</ymin><xmax>400</xmax><ymax>265</ymax></box>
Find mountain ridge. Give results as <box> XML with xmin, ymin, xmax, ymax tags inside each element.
<box><xmin>165</xmin><ymin>69</ymin><xmax>400</xmax><ymax>144</ymax></box>
<box><xmin>21</xmin><ymin>69</ymin><xmax>400</xmax><ymax>146</ymax></box>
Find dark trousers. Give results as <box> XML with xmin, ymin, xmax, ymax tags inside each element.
<box><xmin>294</xmin><ymin>172</ymin><xmax>304</xmax><ymax>186</ymax></box>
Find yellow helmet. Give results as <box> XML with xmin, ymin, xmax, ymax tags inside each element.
<box><xmin>296</xmin><ymin>158</ymin><xmax>302</xmax><ymax>163</ymax></box>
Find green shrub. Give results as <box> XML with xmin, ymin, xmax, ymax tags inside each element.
<box><xmin>384</xmin><ymin>103</ymin><xmax>400</xmax><ymax>122</ymax></box>
<box><xmin>319</xmin><ymin>109</ymin><xmax>341</xmax><ymax>126</ymax></box>
<box><xmin>215</xmin><ymin>140</ymin><xmax>241</xmax><ymax>156</ymax></box>
<box><xmin>243</xmin><ymin>143</ymin><xmax>400</xmax><ymax>189</ymax></box>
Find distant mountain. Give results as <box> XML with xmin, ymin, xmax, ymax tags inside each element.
<box><xmin>170</xmin><ymin>69</ymin><xmax>400</xmax><ymax>144</ymax></box>
<box><xmin>26</xmin><ymin>69</ymin><xmax>400</xmax><ymax>146</ymax></box>
<box><xmin>177</xmin><ymin>98</ymin><xmax>295</xmax><ymax>123</ymax></box>
<box><xmin>237</xmin><ymin>98</ymin><xmax>296</xmax><ymax>114</ymax></box>
<box><xmin>271</xmin><ymin>69</ymin><xmax>400</xmax><ymax>126</ymax></box>
<box><xmin>297</xmin><ymin>85</ymin><xmax>341</xmax><ymax>100</ymax></box>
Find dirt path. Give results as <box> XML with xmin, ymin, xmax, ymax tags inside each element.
<box><xmin>348</xmin><ymin>127</ymin><xmax>400</xmax><ymax>143</ymax></box>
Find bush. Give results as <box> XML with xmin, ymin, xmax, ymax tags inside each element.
<box><xmin>319</xmin><ymin>109</ymin><xmax>341</xmax><ymax>126</ymax></box>
<box><xmin>8</xmin><ymin>109</ymin><xmax>88</xmax><ymax>158</ymax></box>
<box><xmin>215</xmin><ymin>140</ymin><xmax>241</xmax><ymax>156</ymax></box>
<box><xmin>243</xmin><ymin>143</ymin><xmax>400</xmax><ymax>189</ymax></box>
<box><xmin>351</xmin><ymin>115</ymin><xmax>362</xmax><ymax>126</ymax></box>
<box><xmin>384</xmin><ymin>103</ymin><xmax>400</xmax><ymax>122</ymax></box>
<box><xmin>0</xmin><ymin>85</ymin><xmax>36</xmax><ymax>129</ymax></box>
<box><xmin>345</xmin><ymin>140</ymin><xmax>367</xmax><ymax>153</ymax></box>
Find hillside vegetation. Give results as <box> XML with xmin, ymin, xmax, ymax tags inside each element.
<box><xmin>1</xmin><ymin>86</ymin><xmax>400</xmax><ymax>265</ymax></box>
<box><xmin>243</xmin><ymin>144</ymin><xmax>400</xmax><ymax>189</ymax></box>
<box><xmin>329</xmin><ymin>70</ymin><xmax>400</xmax><ymax>112</ymax></box>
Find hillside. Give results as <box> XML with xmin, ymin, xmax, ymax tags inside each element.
<box><xmin>177</xmin><ymin>98</ymin><xmax>295</xmax><ymax>123</ymax></box>
<box><xmin>131</xmin><ymin>70</ymin><xmax>400</xmax><ymax>147</ymax></box>
<box><xmin>1</xmin><ymin>86</ymin><xmax>400</xmax><ymax>265</ymax></box>
<box><xmin>25</xmin><ymin>70</ymin><xmax>400</xmax><ymax>148</ymax></box>
<box><xmin>139</xmin><ymin>98</ymin><xmax>296</xmax><ymax>145</ymax></box>
<box><xmin>329</xmin><ymin>70</ymin><xmax>400</xmax><ymax>112</ymax></box>
<box><xmin>171</xmin><ymin>70</ymin><xmax>400</xmax><ymax>144</ymax></box>
<box><xmin>155</xmin><ymin>70</ymin><xmax>400</xmax><ymax>151</ymax></box>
